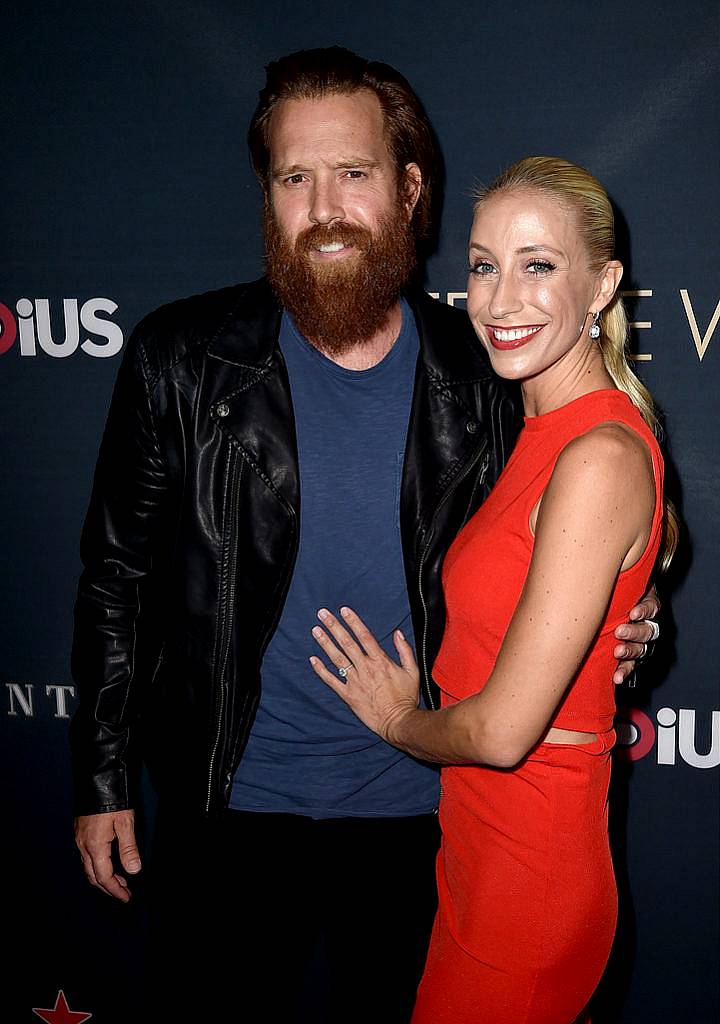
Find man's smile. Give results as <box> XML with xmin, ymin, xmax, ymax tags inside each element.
<box><xmin>312</xmin><ymin>241</ymin><xmax>357</xmax><ymax>259</ymax></box>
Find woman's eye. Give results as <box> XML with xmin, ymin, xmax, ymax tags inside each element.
<box><xmin>527</xmin><ymin>259</ymin><xmax>556</xmax><ymax>275</ymax></box>
<box><xmin>469</xmin><ymin>260</ymin><xmax>496</xmax><ymax>276</ymax></box>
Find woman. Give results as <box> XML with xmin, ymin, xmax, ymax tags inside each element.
<box><xmin>309</xmin><ymin>157</ymin><xmax>677</xmax><ymax>1023</ymax></box>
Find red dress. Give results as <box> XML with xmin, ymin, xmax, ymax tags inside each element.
<box><xmin>412</xmin><ymin>390</ymin><xmax>664</xmax><ymax>1024</ymax></box>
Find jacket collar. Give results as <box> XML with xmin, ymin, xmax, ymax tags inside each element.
<box><xmin>207</xmin><ymin>278</ymin><xmax>282</xmax><ymax>369</ymax></box>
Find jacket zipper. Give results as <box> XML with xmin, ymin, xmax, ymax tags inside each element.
<box><xmin>206</xmin><ymin>452</ymin><xmax>241</xmax><ymax>812</ymax></box>
<box><xmin>417</xmin><ymin>441</ymin><xmax>490</xmax><ymax>710</ymax></box>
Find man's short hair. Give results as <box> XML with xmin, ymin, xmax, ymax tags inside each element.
<box><xmin>248</xmin><ymin>46</ymin><xmax>437</xmax><ymax>241</ymax></box>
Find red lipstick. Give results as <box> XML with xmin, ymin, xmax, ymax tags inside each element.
<box><xmin>485</xmin><ymin>324</ymin><xmax>545</xmax><ymax>350</ymax></box>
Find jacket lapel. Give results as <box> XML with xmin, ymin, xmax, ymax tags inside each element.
<box><xmin>402</xmin><ymin>290</ymin><xmax>493</xmax><ymax>541</ymax></box>
<box><xmin>206</xmin><ymin>280</ymin><xmax>300</xmax><ymax>517</ymax></box>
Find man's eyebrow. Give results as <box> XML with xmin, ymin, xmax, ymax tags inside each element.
<box><xmin>335</xmin><ymin>159</ymin><xmax>380</xmax><ymax>169</ymax></box>
<box><xmin>272</xmin><ymin>159</ymin><xmax>380</xmax><ymax>178</ymax></box>
<box><xmin>272</xmin><ymin>164</ymin><xmax>307</xmax><ymax>179</ymax></box>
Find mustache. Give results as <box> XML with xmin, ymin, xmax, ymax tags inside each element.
<box><xmin>263</xmin><ymin>198</ymin><xmax>417</xmax><ymax>358</ymax></box>
<box><xmin>293</xmin><ymin>222</ymin><xmax>373</xmax><ymax>255</ymax></box>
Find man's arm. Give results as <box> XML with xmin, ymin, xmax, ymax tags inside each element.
<box><xmin>70</xmin><ymin>326</ymin><xmax>169</xmax><ymax>899</ymax></box>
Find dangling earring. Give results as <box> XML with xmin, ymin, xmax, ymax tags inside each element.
<box><xmin>588</xmin><ymin>311</ymin><xmax>601</xmax><ymax>339</ymax></box>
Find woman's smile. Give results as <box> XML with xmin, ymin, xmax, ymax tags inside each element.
<box><xmin>484</xmin><ymin>324</ymin><xmax>545</xmax><ymax>349</ymax></box>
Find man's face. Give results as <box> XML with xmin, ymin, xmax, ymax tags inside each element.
<box><xmin>263</xmin><ymin>90</ymin><xmax>420</xmax><ymax>355</ymax></box>
<box><xmin>268</xmin><ymin>90</ymin><xmax>403</xmax><ymax>256</ymax></box>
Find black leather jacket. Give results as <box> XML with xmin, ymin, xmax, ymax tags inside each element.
<box><xmin>70</xmin><ymin>278</ymin><xmax>521</xmax><ymax>816</ymax></box>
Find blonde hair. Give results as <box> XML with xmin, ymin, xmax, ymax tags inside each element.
<box><xmin>475</xmin><ymin>156</ymin><xmax>678</xmax><ymax>570</ymax></box>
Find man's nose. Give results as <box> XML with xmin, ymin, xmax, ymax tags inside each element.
<box><xmin>309</xmin><ymin>178</ymin><xmax>344</xmax><ymax>225</ymax></box>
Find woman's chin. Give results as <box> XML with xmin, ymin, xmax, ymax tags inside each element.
<box><xmin>486</xmin><ymin>352</ymin><xmax>535</xmax><ymax>381</ymax></box>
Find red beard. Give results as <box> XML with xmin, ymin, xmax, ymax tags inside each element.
<box><xmin>264</xmin><ymin>200</ymin><xmax>417</xmax><ymax>358</ymax></box>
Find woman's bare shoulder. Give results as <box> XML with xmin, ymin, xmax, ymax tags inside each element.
<box><xmin>553</xmin><ymin>420</ymin><xmax>654</xmax><ymax>491</ymax></box>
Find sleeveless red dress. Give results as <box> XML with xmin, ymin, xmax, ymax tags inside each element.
<box><xmin>412</xmin><ymin>390</ymin><xmax>664</xmax><ymax>1024</ymax></box>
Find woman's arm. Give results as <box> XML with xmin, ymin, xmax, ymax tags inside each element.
<box><xmin>311</xmin><ymin>423</ymin><xmax>656</xmax><ymax>768</ymax></box>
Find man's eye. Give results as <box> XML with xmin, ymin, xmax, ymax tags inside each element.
<box><xmin>527</xmin><ymin>259</ymin><xmax>556</xmax><ymax>275</ymax></box>
<box><xmin>344</xmin><ymin>170</ymin><xmax>366</xmax><ymax>179</ymax></box>
<box><xmin>469</xmin><ymin>261</ymin><xmax>496</xmax><ymax>276</ymax></box>
<box><xmin>285</xmin><ymin>174</ymin><xmax>305</xmax><ymax>185</ymax></box>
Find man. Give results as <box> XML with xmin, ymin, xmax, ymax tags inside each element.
<box><xmin>71</xmin><ymin>47</ymin><xmax>658</xmax><ymax>1022</ymax></box>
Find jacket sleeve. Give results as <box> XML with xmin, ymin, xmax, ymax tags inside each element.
<box><xmin>70</xmin><ymin>326</ymin><xmax>169</xmax><ymax>815</ymax></box>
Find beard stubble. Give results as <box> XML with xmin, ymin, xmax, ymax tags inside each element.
<box><xmin>264</xmin><ymin>198</ymin><xmax>417</xmax><ymax>358</ymax></box>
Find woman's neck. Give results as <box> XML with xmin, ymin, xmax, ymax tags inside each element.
<box><xmin>521</xmin><ymin>348</ymin><xmax>615</xmax><ymax>417</ymax></box>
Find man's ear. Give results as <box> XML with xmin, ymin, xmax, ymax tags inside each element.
<box><xmin>402</xmin><ymin>162</ymin><xmax>422</xmax><ymax>218</ymax></box>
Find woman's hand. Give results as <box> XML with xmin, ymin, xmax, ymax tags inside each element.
<box><xmin>310</xmin><ymin>606</ymin><xmax>421</xmax><ymax>744</ymax></box>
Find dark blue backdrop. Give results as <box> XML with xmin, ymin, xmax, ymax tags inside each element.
<box><xmin>3</xmin><ymin>1</ymin><xmax>718</xmax><ymax>1021</ymax></box>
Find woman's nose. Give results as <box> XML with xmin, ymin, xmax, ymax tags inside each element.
<box><xmin>487</xmin><ymin>275</ymin><xmax>523</xmax><ymax>320</ymax></box>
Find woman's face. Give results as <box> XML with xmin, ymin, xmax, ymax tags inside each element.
<box><xmin>466</xmin><ymin>188</ymin><xmax>619</xmax><ymax>381</ymax></box>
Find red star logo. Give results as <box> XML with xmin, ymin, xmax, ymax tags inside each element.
<box><xmin>32</xmin><ymin>990</ymin><xmax>93</xmax><ymax>1023</ymax></box>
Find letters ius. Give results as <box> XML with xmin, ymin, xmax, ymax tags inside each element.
<box><xmin>0</xmin><ymin>298</ymin><xmax>123</xmax><ymax>358</ymax></box>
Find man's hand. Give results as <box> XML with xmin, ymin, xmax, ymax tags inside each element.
<box><xmin>613</xmin><ymin>584</ymin><xmax>661</xmax><ymax>684</ymax></box>
<box><xmin>74</xmin><ymin>809</ymin><xmax>141</xmax><ymax>902</ymax></box>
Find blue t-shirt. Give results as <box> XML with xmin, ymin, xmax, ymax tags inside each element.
<box><xmin>230</xmin><ymin>302</ymin><xmax>439</xmax><ymax>818</ymax></box>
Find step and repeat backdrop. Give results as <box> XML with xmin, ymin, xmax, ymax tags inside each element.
<box><xmin>3</xmin><ymin>1</ymin><xmax>718</xmax><ymax>1021</ymax></box>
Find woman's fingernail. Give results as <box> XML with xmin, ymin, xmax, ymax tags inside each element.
<box><xmin>318</xmin><ymin>609</ymin><xmax>329</xmax><ymax>621</ymax></box>
<box><xmin>312</xmin><ymin>627</ymin><xmax>323</xmax><ymax>638</ymax></box>
<box><xmin>340</xmin><ymin>606</ymin><xmax>350</xmax><ymax>617</ymax></box>
<box><xmin>397</xmin><ymin>629</ymin><xmax>405</xmax><ymax>641</ymax></box>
